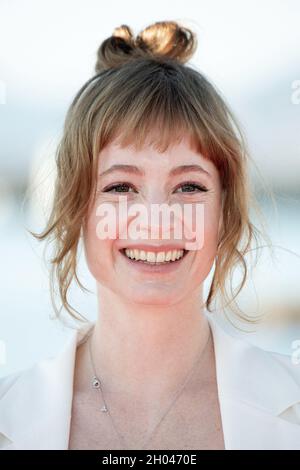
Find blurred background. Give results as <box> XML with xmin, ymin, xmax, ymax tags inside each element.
<box><xmin>0</xmin><ymin>0</ymin><xmax>300</xmax><ymax>377</ymax></box>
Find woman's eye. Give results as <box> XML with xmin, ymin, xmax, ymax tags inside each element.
<box><xmin>102</xmin><ymin>182</ymin><xmax>208</xmax><ymax>194</ymax></box>
<box><xmin>103</xmin><ymin>183</ymin><xmax>136</xmax><ymax>193</ymax></box>
<box><xmin>175</xmin><ymin>183</ymin><xmax>208</xmax><ymax>193</ymax></box>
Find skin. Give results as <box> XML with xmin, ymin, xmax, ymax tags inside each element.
<box><xmin>70</xmin><ymin>133</ymin><xmax>224</xmax><ymax>449</ymax></box>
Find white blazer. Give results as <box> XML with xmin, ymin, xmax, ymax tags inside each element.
<box><xmin>1</xmin><ymin>313</ymin><xmax>300</xmax><ymax>450</ymax></box>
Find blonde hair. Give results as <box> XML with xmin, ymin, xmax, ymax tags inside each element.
<box><xmin>29</xmin><ymin>20</ymin><xmax>263</xmax><ymax>324</ymax></box>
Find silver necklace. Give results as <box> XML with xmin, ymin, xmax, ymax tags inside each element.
<box><xmin>88</xmin><ymin>328</ymin><xmax>210</xmax><ymax>450</ymax></box>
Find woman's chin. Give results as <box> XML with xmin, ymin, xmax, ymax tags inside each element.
<box><xmin>119</xmin><ymin>285</ymin><xmax>182</xmax><ymax>306</ymax></box>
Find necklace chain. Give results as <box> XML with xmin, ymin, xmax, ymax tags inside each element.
<box><xmin>87</xmin><ymin>327</ymin><xmax>210</xmax><ymax>450</ymax></box>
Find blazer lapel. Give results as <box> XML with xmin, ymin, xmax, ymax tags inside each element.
<box><xmin>218</xmin><ymin>395</ymin><xmax>300</xmax><ymax>450</ymax></box>
<box><xmin>0</xmin><ymin>321</ymin><xmax>95</xmax><ymax>450</ymax></box>
<box><xmin>207</xmin><ymin>313</ymin><xmax>300</xmax><ymax>450</ymax></box>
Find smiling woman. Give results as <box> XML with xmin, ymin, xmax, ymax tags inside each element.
<box><xmin>84</xmin><ymin>136</ymin><xmax>223</xmax><ymax>309</ymax></box>
<box><xmin>1</xmin><ymin>20</ymin><xmax>300</xmax><ymax>451</ymax></box>
<box><xmin>30</xmin><ymin>21</ymin><xmax>258</xmax><ymax>323</ymax></box>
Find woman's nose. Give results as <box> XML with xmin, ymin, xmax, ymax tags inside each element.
<box><xmin>128</xmin><ymin>200</ymin><xmax>183</xmax><ymax>241</ymax></box>
<box><xmin>142</xmin><ymin>188</ymin><xmax>169</xmax><ymax>206</ymax></box>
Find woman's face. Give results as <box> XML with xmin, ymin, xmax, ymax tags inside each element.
<box><xmin>83</xmin><ymin>134</ymin><xmax>223</xmax><ymax>306</ymax></box>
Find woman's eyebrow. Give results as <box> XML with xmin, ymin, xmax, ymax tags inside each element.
<box><xmin>99</xmin><ymin>164</ymin><xmax>145</xmax><ymax>177</ymax></box>
<box><xmin>99</xmin><ymin>163</ymin><xmax>211</xmax><ymax>178</ymax></box>
<box><xmin>169</xmin><ymin>164</ymin><xmax>211</xmax><ymax>178</ymax></box>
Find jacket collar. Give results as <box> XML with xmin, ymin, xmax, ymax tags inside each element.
<box><xmin>1</xmin><ymin>314</ymin><xmax>300</xmax><ymax>449</ymax></box>
<box><xmin>0</xmin><ymin>321</ymin><xmax>94</xmax><ymax>450</ymax></box>
<box><xmin>208</xmin><ymin>314</ymin><xmax>300</xmax><ymax>415</ymax></box>
<box><xmin>208</xmin><ymin>314</ymin><xmax>300</xmax><ymax>449</ymax></box>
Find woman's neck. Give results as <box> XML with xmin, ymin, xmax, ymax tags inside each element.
<box><xmin>75</xmin><ymin>284</ymin><xmax>211</xmax><ymax>404</ymax></box>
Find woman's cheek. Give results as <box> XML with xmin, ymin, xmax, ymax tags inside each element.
<box><xmin>191</xmin><ymin>202</ymin><xmax>220</xmax><ymax>277</ymax></box>
<box><xmin>83</xmin><ymin>209</ymin><xmax>111</xmax><ymax>279</ymax></box>
<box><xmin>204</xmin><ymin>204</ymin><xmax>220</xmax><ymax>249</ymax></box>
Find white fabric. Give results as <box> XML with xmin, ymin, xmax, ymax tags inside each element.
<box><xmin>1</xmin><ymin>313</ymin><xmax>300</xmax><ymax>450</ymax></box>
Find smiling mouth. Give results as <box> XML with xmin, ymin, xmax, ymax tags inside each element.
<box><xmin>119</xmin><ymin>248</ymin><xmax>189</xmax><ymax>265</ymax></box>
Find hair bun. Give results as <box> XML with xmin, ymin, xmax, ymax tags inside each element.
<box><xmin>95</xmin><ymin>20</ymin><xmax>197</xmax><ymax>72</ymax></box>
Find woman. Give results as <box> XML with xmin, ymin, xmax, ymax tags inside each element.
<box><xmin>0</xmin><ymin>20</ymin><xmax>300</xmax><ymax>451</ymax></box>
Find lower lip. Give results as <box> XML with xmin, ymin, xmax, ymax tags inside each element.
<box><xmin>119</xmin><ymin>249</ymin><xmax>189</xmax><ymax>274</ymax></box>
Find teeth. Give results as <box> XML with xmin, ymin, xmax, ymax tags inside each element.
<box><xmin>147</xmin><ymin>252</ymin><xmax>156</xmax><ymax>262</ymax></box>
<box><xmin>124</xmin><ymin>248</ymin><xmax>185</xmax><ymax>263</ymax></box>
<box><xmin>156</xmin><ymin>252</ymin><xmax>165</xmax><ymax>262</ymax></box>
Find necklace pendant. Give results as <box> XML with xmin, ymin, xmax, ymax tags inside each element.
<box><xmin>92</xmin><ymin>376</ymin><xmax>101</xmax><ymax>389</ymax></box>
<box><xmin>100</xmin><ymin>405</ymin><xmax>108</xmax><ymax>412</ymax></box>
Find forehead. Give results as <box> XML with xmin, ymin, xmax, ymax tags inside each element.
<box><xmin>98</xmin><ymin>134</ymin><xmax>217</xmax><ymax>176</ymax></box>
